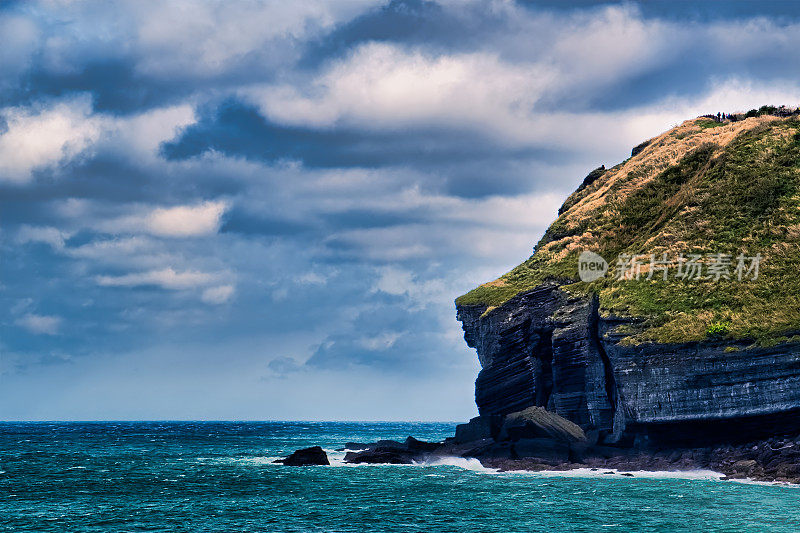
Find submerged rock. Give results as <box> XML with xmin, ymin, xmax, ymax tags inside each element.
<box><xmin>342</xmin><ymin>437</ymin><xmax>444</xmax><ymax>464</ymax></box>
<box><xmin>274</xmin><ymin>446</ymin><xmax>330</xmax><ymax>466</ymax></box>
<box><xmin>344</xmin><ymin>449</ymin><xmax>415</xmax><ymax>464</ymax></box>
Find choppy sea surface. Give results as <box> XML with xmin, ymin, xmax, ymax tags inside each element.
<box><xmin>2</xmin><ymin>421</ymin><xmax>800</xmax><ymax>532</ymax></box>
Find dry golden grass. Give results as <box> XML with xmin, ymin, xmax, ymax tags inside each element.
<box><xmin>458</xmin><ymin>114</ymin><xmax>800</xmax><ymax>346</ymax></box>
<box><xmin>564</xmin><ymin>116</ymin><xmax>782</xmax><ymax>225</ymax></box>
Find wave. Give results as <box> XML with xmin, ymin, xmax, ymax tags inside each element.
<box><xmin>417</xmin><ymin>456</ymin><xmax>499</xmax><ymax>473</ymax></box>
<box><xmin>210</xmin><ymin>454</ymin><xmax>800</xmax><ymax>486</ymax></box>
<box><xmin>506</xmin><ymin>467</ymin><xmax>725</xmax><ymax>480</ymax></box>
<box><xmin>218</xmin><ymin>450</ymin><xmax>800</xmax><ymax>486</ymax></box>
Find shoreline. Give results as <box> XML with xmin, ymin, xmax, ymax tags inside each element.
<box><xmin>270</xmin><ymin>450</ymin><xmax>800</xmax><ymax>487</ymax></box>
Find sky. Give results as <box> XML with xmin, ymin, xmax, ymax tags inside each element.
<box><xmin>2</xmin><ymin>0</ymin><xmax>800</xmax><ymax>421</ymax></box>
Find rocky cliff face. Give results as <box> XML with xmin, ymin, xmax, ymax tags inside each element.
<box><xmin>458</xmin><ymin>288</ymin><xmax>800</xmax><ymax>446</ymax></box>
<box><xmin>456</xmin><ymin>113</ymin><xmax>800</xmax><ymax>447</ymax></box>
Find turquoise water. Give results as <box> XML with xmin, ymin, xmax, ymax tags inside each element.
<box><xmin>1</xmin><ymin>422</ymin><xmax>799</xmax><ymax>532</ymax></box>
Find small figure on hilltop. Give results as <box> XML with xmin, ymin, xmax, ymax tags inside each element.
<box><xmin>701</xmin><ymin>105</ymin><xmax>800</xmax><ymax>123</ymax></box>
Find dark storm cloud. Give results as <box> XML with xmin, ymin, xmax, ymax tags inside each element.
<box><xmin>301</xmin><ymin>0</ymin><xmax>453</xmax><ymax>66</ymax></box>
<box><xmin>220</xmin><ymin>211</ymin><xmax>313</xmax><ymax>238</ymax></box>
<box><xmin>321</xmin><ymin>209</ymin><xmax>428</xmax><ymax>230</ymax></box>
<box><xmin>161</xmin><ymin>99</ymin><xmax>563</xmax><ymax>169</ymax></box>
<box><xmin>22</xmin><ymin>59</ymin><xmax>166</xmax><ymax>114</ymax></box>
<box><xmin>0</xmin><ymin>1</ymin><xmax>330</xmax><ymax>114</ymax></box>
<box><xmin>159</xmin><ymin>99</ymin><xmax>571</xmax><ymax>198</ymax></box>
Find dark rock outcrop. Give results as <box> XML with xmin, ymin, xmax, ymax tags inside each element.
<box><xmin>631</xmin><ymin>139</ymin><xmax>651</xmax><ymax>157</ymax></box>
<box><xmin>558</xmin><ymin>165</ymin><xmax>606</xmax><ymax>215</ymax></box>
<box><xmin>344</xmin><ymin>448</ymin><xmax>414</xmax><ymax>464</ymax></box>
<box><xmin>342</xmin><ymin>438</ymin><xmax>442</xmax><ymax>464</ymax></box>
<box><xmin>274</xmin><ymin>446</ymin><xmax>330</xmax><ymax>466</ymax></box>
<box><xmin>484</xmin><ymin>434</ymin><xmax>800</xmax><ymax>484</ymax></box>
<box><xmin>344</xmin><ymin>408</ymin><xmax>592</xmax><ymax>466</ymax></box>
<box><xmin>511</xmin><ymin>438</ymin><xmax>569</xmax><ymax>464</ymax></box>
<box><xmin>498</xmin><ymin>406</ymin><xmax>586</xmax><ymax>443</ymax></box>
<box><xmin>457</xmin><ymin>283</ymin><xmax>626</xmax><ymax>443</ymax></box>
<box><xmin>454</xmin><ymin>415</ymin><xmax>502</xmax><ymax>443</ymax></box>
<box><xmin>458</xmin><ymin>281</ymin><xmax>570</xmax><ymax>417</ymax></box>
<box><xmin>405</xmin><ymin>436</ymin><xmax>441</xmax><ymax>452</ymax></box>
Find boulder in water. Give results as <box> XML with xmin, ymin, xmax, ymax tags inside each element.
<box><xmin>274</xmin><ymin>446</ymin><xmax>330</xmax><ymax>466</ymax></box>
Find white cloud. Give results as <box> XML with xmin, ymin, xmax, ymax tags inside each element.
<box><xmin>0</xmin><ymin>100</ymin><xmax>196</xmax><ymax>184</ymax></box>
<box><xmin>65</xmin><ymin>236</ymin><xmax>178</xmax><ymax>269</ymax></box>
<box><xmin>67</xmin><ymin>236</ymin><xmax>157</xmax><ymax>259</ymax></box>
<box><xmin>241</xmin><ymin>5</ymin><xmax>800</xmax><ymax>161</ymax></box>
<box><xmin>372</xmin><ymin>267</ymin><xmax>415</xmax><ymax>297</ymax></box>
<box><xmin>15</xmin><ymin>313</ymin><xmax>62</xmax><ymax>335</ymax></box>
<box><xmin>99</xmin><ymin>200</ymin><xmax>230</xmax><ymax>237</ymax></box>
<box><xmin>132</xmin><ymin>0</ymin><xmax>374</xmax><ymax>76</ymax></box>
<box><xmin>294</xmin><ymin>271</ymin><xmax>329</xmax><ymax>285</ymax></box>
<box><xmin>0</xmin><ymin>14</ymin><xmax>40</xmax><ymax>81</ymax></box>
<box><xmin>547</xmin><ymin>4</ymin><xmax>674</xmax><ymax>88</ymax></box>
<box><xmin>146</xmin><ymin>200</ymin><xmax>229</xmax><ymax>237</ymax></box>
<box><xmin>372</xmin><ymin>266</ymin><xmax>449</xmax><ymax>311</ymax></box>
<box><xmin>250</xmin><ymin>42</ymin><xmax>554</xmax><ymax>138</ymax></box>
<box><xmin>113</xmin><ymin>104</ymin><xmax>196</xmax><ymax>156</ymax></box>
<box><xmin>16</xmin><ymin>225</ymin><xmax>73</xmax><ymax>249</ymax></box>
<box><xmin>201</xmin><ymin>284</ymin><xmax>235</xmax><ymax>304</ymax></box>
<box><xmin>0</xmin><ymin>97</ymin><xmax>101</xmax><ymax>183</ymax></box>
<box><xmin>358</xmin><ymin>332</ymin><xmax>401</xmax><ymax>351</ymax></box>
<box><xmin>96</xmin><ymin>267</ymin><xmax>217</xmax><ymax>290</ymax></box>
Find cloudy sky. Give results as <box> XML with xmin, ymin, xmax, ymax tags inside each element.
<box><xmin>2</xmin><ymin>0</ymin><xmax>799</xmax><ymax>421</ymax></box>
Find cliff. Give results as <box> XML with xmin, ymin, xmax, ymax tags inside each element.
<box><xmin>456</xmin><ymin>113</ymin><xmax>800</xmax><ymax>447</ymax></box>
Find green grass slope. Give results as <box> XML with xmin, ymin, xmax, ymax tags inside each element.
<box><xmin>457</xmin><ymin>115</ymin><xmax>800</xmax><ymax>345</ymax></box>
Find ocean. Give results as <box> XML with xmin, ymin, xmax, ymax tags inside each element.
<box><xmin>1</xmin><ymin>421</ymin><xmax>799</xmax><ymax>532</ymax></box>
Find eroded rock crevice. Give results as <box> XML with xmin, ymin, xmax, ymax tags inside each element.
<box><xmin>533</xmin><ymin>329</ymin><xmax>553</xmax><ymax>408</ymax></box>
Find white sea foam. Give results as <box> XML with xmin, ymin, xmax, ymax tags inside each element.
<box><xmin>206</xmin><ymin>453</ymin><xmax>800</xmax><ymax>486</ymax></box>
<box><xmin>240</xmin><ymin>456</ymin><xmax>285</xmax><ymax>465</ymax></box>
<box><xmin>725</xmin><ymin>477</ymin><xmax>800</xmax><ymax>488</ymax></box>
<box><xmin>417</xmin><ymin>456</ymin><xmax>499</xmax><ymax>473</ymax></box>
<box><xmin>508</xmin><ymin>467</ymin><xmax>800</xmax><ymax>486</ymax></box>
<box><xmin>417</xmin><ymin>459</ymin><xmax>724</xmax><ymax>480</ymax></box>
<box><xmin>196</xmin><ymin>456</ymin><xmax>284</xmax><ymax>466</ymax></box>
<box><xmin>508</xmin><ymin>467</ymin><xmax>725</xmax><ymax>481</ymax></box>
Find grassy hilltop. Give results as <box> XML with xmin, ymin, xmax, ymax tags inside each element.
<box><xmin>457</xmin><ymin>111</ymin><xmax>800</xmax><ymax>346</ymax></box>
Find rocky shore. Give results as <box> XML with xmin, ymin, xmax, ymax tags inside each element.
<box><xmin>275</xmin><ymin>406</ymin><xmax>800</xmax><ymax>484</ymax></box>
<box><xmin>344</xmin><ymin>408</ymin><xmax>800</xmax><ymax>483</ymax></box>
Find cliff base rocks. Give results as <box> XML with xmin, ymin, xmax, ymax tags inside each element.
<box><xmin>339</xmin><ymin>409</ymin><xmax>800</xmax><ymax>484</ymax></box>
